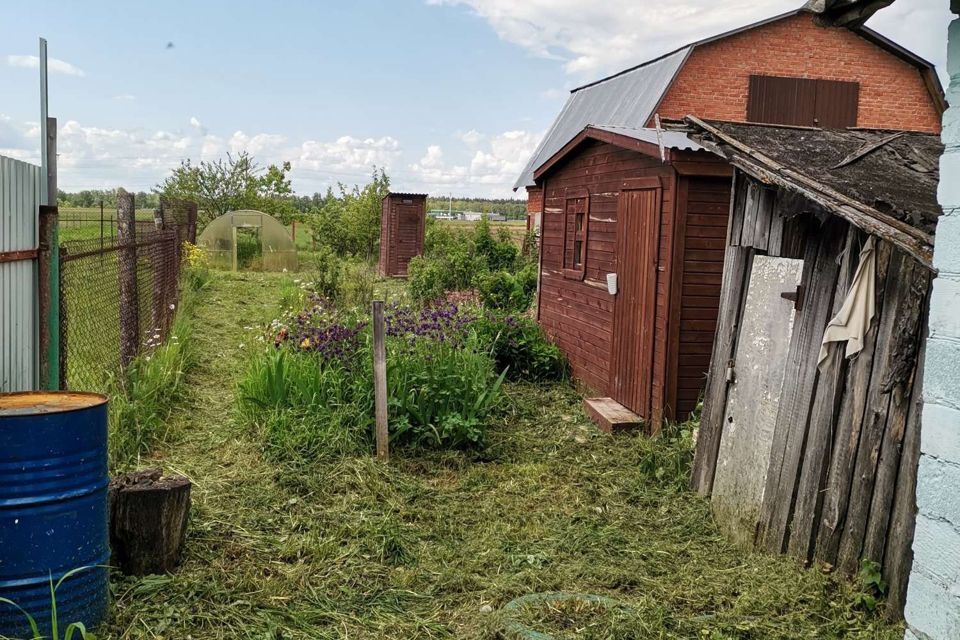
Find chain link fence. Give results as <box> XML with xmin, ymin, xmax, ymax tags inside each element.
<box><xmin>58</xmin><ymin>196</ymin><xmax>197</xmax><ymax>392</ymax></box>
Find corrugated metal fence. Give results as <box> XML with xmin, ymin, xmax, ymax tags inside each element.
<box><xmin>0</xmin><ymin>155</ymin><xmax>42</xmax><ymax>391</ymax></box>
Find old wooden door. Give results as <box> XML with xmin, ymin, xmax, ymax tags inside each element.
<box><xmin>711</xmin><ymin>254</ymin><xmax>803</xmax><ymax>547</ymax></box>
<box><xmin>609</xmin><ymin>179</ymin><xmax>662</xmax><ymax>416</ymax></box>
<box><xmin>395</xmin><ymin>202</ymin><xmax>422</xmax><ymax>275</ymax></box>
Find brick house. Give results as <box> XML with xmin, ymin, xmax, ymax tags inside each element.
<box><xmin>518</xmin><ymin>6</ymin><xmax>944</xmax><ymax>430</ymax></box>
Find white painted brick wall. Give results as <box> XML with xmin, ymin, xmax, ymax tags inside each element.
<box><xmin>904</xmin><ymin>12</ymin><xmax>960</xmax><ymax>640</ymax></box>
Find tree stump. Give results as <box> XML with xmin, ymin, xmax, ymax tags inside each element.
<box><xmin>108</xmin><ymin>468</ymin><xmax>191</xmax><ymax>576</ymax></box>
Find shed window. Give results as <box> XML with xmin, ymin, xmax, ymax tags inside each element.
<box><xmin>747</xmin><ymin>75</ymin><xmax>859</xmax><ymax>128</ymax></box>
<box><xmin>563</xmin><ymin>194</ymin><xmax>589</xmax><ymax>280</ymax></box>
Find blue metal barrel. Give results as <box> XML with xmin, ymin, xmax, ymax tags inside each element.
<box><xmin>0</xmin><ymin>392</ymin><xmax>110</xmax><ymax>638</ymax></box>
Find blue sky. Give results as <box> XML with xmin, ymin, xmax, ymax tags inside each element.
<box><xmin>0</xmin><ymin>0</ymin><xmax>950</xmax><ymax>198</ymax></box>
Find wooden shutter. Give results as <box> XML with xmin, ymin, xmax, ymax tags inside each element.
<box><xmin>747</xmin><ymin>75</ymin><xmax>859</xmax><ymax>128</ymax></box>
<box><xmin>814</xmin><ymin>79</ymin><xmax>859</xmax><ymax>128</ymax></box>
<box><xmin>747</xmin><ymin>76</ymin><xmax>816</xmax><ymax>127</ymax></box>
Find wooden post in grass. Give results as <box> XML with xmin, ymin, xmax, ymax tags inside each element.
<box><xmin>372</xmin><ymin>300</ymin><xmax>389</xmax><ymax>460</ymax></box>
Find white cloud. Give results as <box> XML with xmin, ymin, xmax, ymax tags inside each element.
<box><xmin>408</xmin><ymin>129</ymin><xmax>541</xmax><ymax>196</ymax></box>
<box><xmin>428</xmin><ymin>0</ymin><xmax>949</xmax><ymax>79</ymax></box>
<box><xmin>112</xmin><ymin>94</ymin><xmax>136</xmax><ymax>102</ymax></box>
<box><xmin>6</xmin><ymin>54</ymin><xmax>86</xmax><ymax>77</ymax></box>
<box><xmin>0</xmin><ymin>112</ymin><xmax>414</xmax><ymax>192</ymax></box>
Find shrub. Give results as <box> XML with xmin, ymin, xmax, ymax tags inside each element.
<box><xmin>474</xmin><ymin>314</ymin><xmax>567</xmax><ymax>383</ymax></box>
<box><xmin>474</xmin><ymin>216</ymin><xmax>518</xmax><ymax>271</ymax></box>
<box><xmin>408</xmin><ymin>246</ymin><xmax>484</xmax><ymax>302</ymax></box>
<box><xmin>308</xmin><ymin>245</ymin><xmax>343</xmax><ymax>301</ymax></box>
<box><xmin>478</xmin><ymin>270</ymin><xmax>527</xmax><ymax>311</ymax></box>
<box><xmin>340</xmin><ymin>260</ymin><xmax>376</xmax><ymax>309</ymax></box>
<box><xmin>388</xmin><ymin>337</ymin><xmax>506</xmax><ymax>449</ymax></box>
<box><xmin>239</xmin><ymin>299</ymin><xmax>507</xmax><ymax>462</ymax></box>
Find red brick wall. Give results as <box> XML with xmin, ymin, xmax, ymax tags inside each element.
<box><xmin>526</xmin><ymin>186</ymin><xmax>543</xmax><ymax>231</ymax></box>
<box><xmin>654</xmin><ymin>13</ymin><xmax>941</xmax><ymax>133</ymax></box>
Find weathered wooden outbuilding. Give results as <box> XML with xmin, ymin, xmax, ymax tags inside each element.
<box><xmin>686</xmin><ymin>117</ymin><xmax>942</xmax><ymax>616</ymax></box>
<box><xmin>379</xmin><ymin>193</ymin><xmax>427</xmax><ymax>277</ymax></box>
<box><xmin>532</xmin><ymin>124</ymin><xmax>732</xmax><ymax>430</ymax></box>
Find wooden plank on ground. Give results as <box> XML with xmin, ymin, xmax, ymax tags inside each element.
<box><xmin>757</xmin><ymin>217</ymin><xmax>846</xmax><ymax>553</ymax></box>
<box><xmin>584</xmin><ymin>397</ymin><xmax>642</xmax><ymax>433</ymax></box>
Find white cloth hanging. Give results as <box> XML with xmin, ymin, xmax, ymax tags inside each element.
<box><xmin>818</xmin><ymin>236</ymin><xmax>877</xmax><ymax>368</ymax></box>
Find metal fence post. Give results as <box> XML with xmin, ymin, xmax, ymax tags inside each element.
<box><xmin>39</xmin><ymin>116</ymin><xmax>60</xmax><ymax>390</ymax></box>
<box><xmin>117</xmin><ymin>190</ymin><xmax>139</xmax><ymax>368</ymax></box>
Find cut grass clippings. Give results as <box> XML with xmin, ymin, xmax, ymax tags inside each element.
<box><xmin>103</xmin><ymin>270</ymin><xmax>903</xmax><ymax>639</ymax></box>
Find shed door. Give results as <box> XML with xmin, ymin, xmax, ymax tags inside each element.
<box><xmin>608</xmin><ymin>182</ymin><xmax>662</xmax><ymax>417</ymax></box>
<box><xmin>711</xmin><ymin>255</ymin><xmax>803</xmax><ymax>547</ymax></box>
<box><xmin>394</xmin><ymin>203</ymin><xmax>422</xmax><ymax>274</ymax></box>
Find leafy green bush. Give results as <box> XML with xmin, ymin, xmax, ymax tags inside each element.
<box><xmin>408</xmin><ymin>245</ymin><xmax>484</xmax><ymax>302</ymax></box>
<box><xmin>340</xmin><ymin>260</ymin><xmax>377</xmax><ymax>309</ymax></box>
<box><xmin>477</xmin><ymin>262</ymin><xmax>538</xmax><ymax>312</ymax></box>
<box><xmin>308</xmin><ymin>245</ymin><xmax>343</xmax><ymax>300</ymax></box>
<box><xmin>238</xmin><ymin>300</ymin><xmax>508</xmax><ymax>462</ymax></box>
<box><xmin>473</xmin><ymin>216</ymin><xmax>518</xmax><ymax>271</ymax></box>
<box><xmin>474</xmin><ymin>314</ymin><xmax>567</xmax><ymax>383</ymax></box>
<box><xmin>477</xmin><ymin>270</ymin><xmax>527</xmax><ymax>311</ymax></box>
<box><xmin>388</xmin><ymin>336</ymin><xmax>506</xmax><ymax>449</ymax></box>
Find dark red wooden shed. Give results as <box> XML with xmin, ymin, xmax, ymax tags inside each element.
<box><xmin>379</xmin><ymin>193</ymin><xmax>427</xmax><ymax>277</ymax></box>
<box><xmin>533</xmin><ymin>125</ymin><xmax>731</xmax><ymax>431</ymax></box>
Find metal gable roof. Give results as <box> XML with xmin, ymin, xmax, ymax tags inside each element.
<box><xmin>513</xmin><ymin>47</ymin><xmax>691</xmax><ymax>190</ymax></box>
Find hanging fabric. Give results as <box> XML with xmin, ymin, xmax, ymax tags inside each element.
<box><xmin>818</xmin><ymin>235</ymin><xmax>877</xmax><ymax>368</ymax></box>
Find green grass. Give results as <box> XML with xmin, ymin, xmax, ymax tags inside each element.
<box><xmin>58</xmin><ymin>207</ymin><xmax>156</xmax><ymax>244</ymax></box>
<box><xmin>99</xmin><ymin>271</ymin><xmax>903</xmax><ymax>639</ymax></box>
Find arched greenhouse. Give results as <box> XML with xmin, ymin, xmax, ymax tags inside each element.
<box><xmin>197</xmin><ymin>210</ymin><xmax>297</xmax><ymax>272</ymax></box>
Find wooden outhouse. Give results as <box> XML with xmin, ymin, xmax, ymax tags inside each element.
<box><xmin>379</xmin><ymin>193</ymin><xmax>427</xmax><ymax>277</ymax></box>
<box><xmin>686</xmin><ymin>117</ymin><xmax>941</xmax><ymax>617</ymax></box>
<box><xmin>532</xmin><ymin>124</ymin><xmax>732</xmax><ymax>431</ymax></box>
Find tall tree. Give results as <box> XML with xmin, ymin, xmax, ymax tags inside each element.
<box><xmin>155</xmin><ymin>151</ymin><xmax>296</xmax><ymax>225</ymax></box>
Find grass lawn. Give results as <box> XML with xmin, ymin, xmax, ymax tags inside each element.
<box><xmin>103</xmin><ymin>270</ymin><xmax>902</xmax><ymax>639</ymax></box>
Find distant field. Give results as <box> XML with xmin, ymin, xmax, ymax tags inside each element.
<box><xmin>58</xmin><ymin>206</ymin><xmax>157</xmax><ymax>244</ymax></box>
<box><xmin>438</xmin><ymin>218</ymin><xmax>528</xmax><ymax>244</ymax></box>
<box><xmin>55</xmin><ymin>208</ymin><xmax>530</xmax><ymax>248</ymax></box>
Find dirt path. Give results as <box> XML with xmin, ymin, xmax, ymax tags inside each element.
<box><xmin>108</xmin><ymin>271</ymin><xmax>300</xmax><ymax>638</ymax></box>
